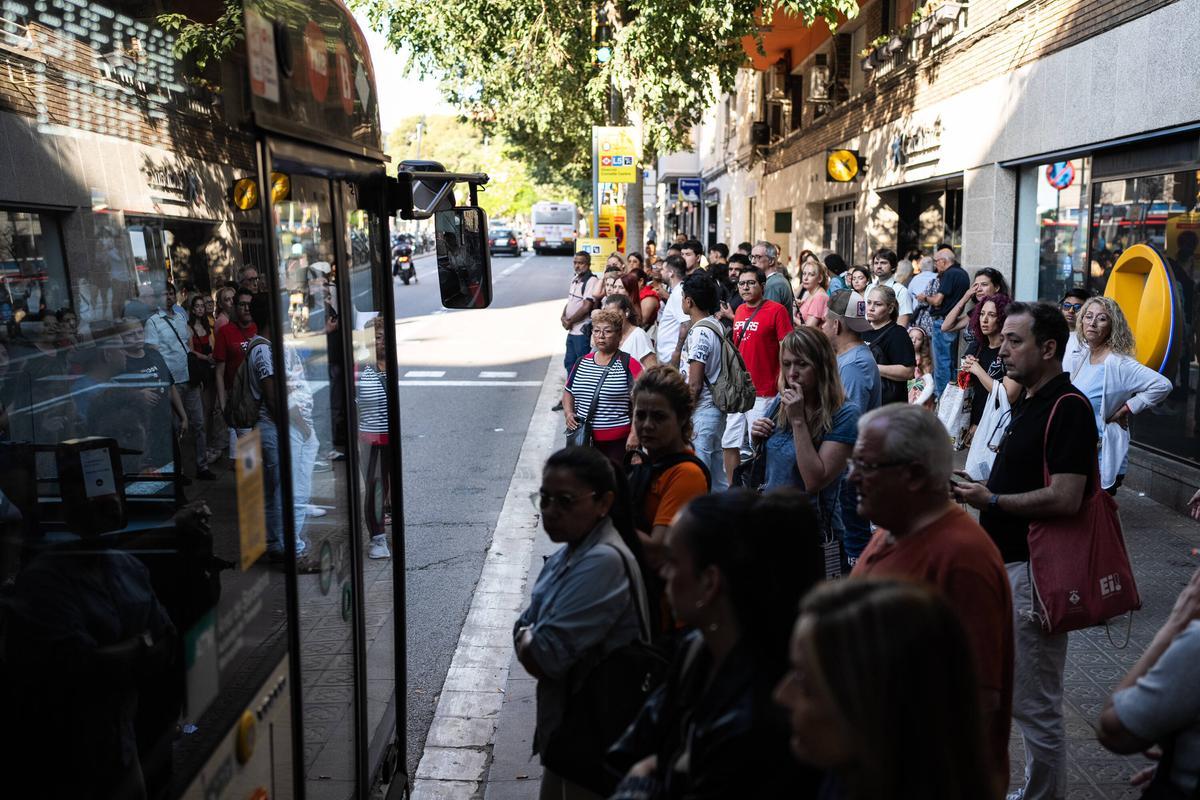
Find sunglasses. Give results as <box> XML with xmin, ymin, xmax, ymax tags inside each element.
<box><xmin>1061</xmin><ymin>302</ymin><xmax>1083</xmax><ymax>312</ymax></box>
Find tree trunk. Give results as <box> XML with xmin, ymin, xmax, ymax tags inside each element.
<box><xmin>627</xmin><ymin>166</ymin><xmax>643</xmax><ymax>258</ymax></box>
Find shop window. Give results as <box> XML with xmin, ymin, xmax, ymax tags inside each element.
<box><xmin>0</xmin><ymin>209</ymin><xmax>68</xmax><ymax>328</ymax></box>
<box><xmin>1086</xmin><ymin>167</ymin><xmax>1200</xmax><ymax>465</ymax></box>
<box><xmin>1014</xmin><ymin>159</ymin><xmax>1090</xmax><ymax>302</ymax></box>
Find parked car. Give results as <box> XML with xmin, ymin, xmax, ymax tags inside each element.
<box><xmin>489</xmin><ymin>228</ymin><xmax>521</xmax><ymax>257</ymax></box>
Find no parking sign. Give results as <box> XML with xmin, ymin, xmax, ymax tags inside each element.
<box><xmin>1045</xmin><ymin>161</ymin><xmax>1075</xmax><ymax>191</ymax></box>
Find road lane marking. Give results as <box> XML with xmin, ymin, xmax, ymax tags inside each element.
<box><xmin>397</xmin><ymin>380</ymin><xmax>541</xmax><ymax>387</ymax></box>
<box><xmin>404</xmin><ymin>370</ymin><xmax>446</xmax><ymax>378</ymax></box>
<box><xmin>410</xmin><ymin>347</ymin><xmax>563</xmax><ymax>795</ymax></box>
<box><xmin>477</xmin><ymin>371</ymin><xmax>518</xmax><ymax>379</ymax></box>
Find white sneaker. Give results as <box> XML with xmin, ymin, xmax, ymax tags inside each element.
<box><xmin>368</xmin><ymin>535</ymin><xmax>391</xmax><ymax>560</ymax></box>
<box><xmin>306</xmin><ymin>505</ymin><xmax>327</xmax><ymax>518</ymax></box>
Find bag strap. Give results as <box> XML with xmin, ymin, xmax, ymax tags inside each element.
<box><xmin>733</xmin><ymin>303</ymin><xmax>765</xmax><ymax>348</ymax></box>
<box><xmin>577</xmin><ymin>354</ymin><xmax>617</xmax><ymax>425</ymax></box>
<box><xmin>603</xmin><ymin>542</ymin><xmax>651</xmax><ymax>643</ymax></box>
<box><xmin>694</xmin><ymin>317</ymin><xmax>751</xmax><ymax>390</ymax></box>
<box><xmin>1039</xmin><ymin>391</ymin><xmax>1100</xmax><ymax>494</ymax></box>
<box><xmin>158</xmin><ymin>312</ymin><xmax>190</xmax><ymax>356</ymax></box>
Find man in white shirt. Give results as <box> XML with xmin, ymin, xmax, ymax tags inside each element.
<box><xmin>654</xmin><ymin>254</ymin><xmax>688</xmax><ymax>366</ymax></box>
<box><xmin>870</xmin><ymin>248</ymin><xmax>913</xmax><ymax>327</ymax></box>
<box><xmin>673</xmin><ymin>272</ymin><xmax>727</xmax><ymax>491</ymax></box>
<box><xmin>144</xmin><ymin>281</ymin><xmax>212</xmax><ymax>479</ymax></box>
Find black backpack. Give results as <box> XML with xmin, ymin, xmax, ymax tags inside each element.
<box><xmin>626</xmin><ymin>451</ymin><xmax>712</xmax><ymax>534</ymax></box>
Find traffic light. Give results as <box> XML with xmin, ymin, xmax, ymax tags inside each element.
<box><xmin>592</xmin><ymin>3</ymin><xmax>612</xmax><ymax>65</ymax></box>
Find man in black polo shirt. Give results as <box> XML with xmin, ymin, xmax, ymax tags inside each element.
<box><xmin>954</xmin><ymin>301</ymin><xmax>1096</xmax><ymax>800</ymax></box>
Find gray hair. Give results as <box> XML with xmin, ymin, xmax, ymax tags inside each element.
<box><xmin>858</xmin><ymin>404</ymin><xmax>952</xmax><ymax>488</ymax></box>
<box><xmin>755</xmin><ymin>240</ymin><xmax>779</xmax><ymax>263</ymax></box>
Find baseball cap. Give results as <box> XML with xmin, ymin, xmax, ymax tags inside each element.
<box><xmin>827</xmin><ymin>290</ymin><xmax>872</xmax><ymax>333</ymax></box>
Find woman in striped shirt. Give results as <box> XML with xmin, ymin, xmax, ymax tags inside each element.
<box><xmin>563</xmin><ymin>307</ymin><xmax>644</xmax><ymax>467</ymax></box>
<box><xmin>357</xmin><ymin>318</ymin><xmax>392</xmax><ymax>559</ymax></box>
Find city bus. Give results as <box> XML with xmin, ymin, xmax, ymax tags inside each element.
<box><xmin>0</xmin><ymin>2</ymin><xmax>491</xmax><ymax>798</ymax></box>
<box><xmin>530</xmin><ymin>200</ymin><xmax>579</xmax><ymax>255</ymax></box>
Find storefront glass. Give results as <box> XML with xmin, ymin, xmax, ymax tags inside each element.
<box><xmin>0</xmin><ymin>209</ymin><xmax>68</xmax><ymax>328</ymax></box>
<box><xmin>1088</xmin><ymin>168</ymin><xmax>1200</xmax><ymax>464</ymax></box>
<box><xmin>1014</xmin><ymin>159</ymin><xmax>1090</xmax><ymax>302</ymax></box>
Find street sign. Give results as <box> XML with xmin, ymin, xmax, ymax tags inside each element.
<box><xmin>595</xmin><ymin>126</ymin><xmax>638</xmax><ymax>183</ymax></box>
<box><xmin>678</xmin><ymin>178</ymin><xmax>703</xmax><ymax>203</ymax></box>
<box><xmin>1045</xmin><ymin>161</ymin><xmax>1075</xmax><ymax>191</ymax></box>
<box><xmin>578</xmin><ymin>237</ymin><xmax>617</xmax><ymax>272</ymax></box>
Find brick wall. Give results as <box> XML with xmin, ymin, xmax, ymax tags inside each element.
<box><xmin>765</xmin><ymin>0</ymin><xmax>1182</xmax><ymax>174</ymax></box>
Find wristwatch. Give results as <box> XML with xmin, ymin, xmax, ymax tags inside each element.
<box><xmin>988</xmin><ymin>494</ymin><xmax>1000</xmax><ymax>510</ymax></box>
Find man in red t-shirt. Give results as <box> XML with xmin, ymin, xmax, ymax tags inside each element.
<box><xmin>848</xmin><ymin>403</ymin><xmax>1013</xmax><ymax>796</ymax></box>
<box><xmin>214</xmin><ymin>287</ymin><xmax>259</xmax><ymax>414</ymax></box>
<box><xmin>721</xmin><ymin>265</ymin><xmax>794</xmax><ymax>483</ymax></box>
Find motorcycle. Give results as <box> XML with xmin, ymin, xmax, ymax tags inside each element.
<box><xmin>392</xmin><ymin>241</ymin><xmax>417</xmax><ymax>285</ymax></box>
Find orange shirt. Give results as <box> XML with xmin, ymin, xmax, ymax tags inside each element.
<box><xmin>645</xmin><ymin>460</ymin><xmax>708</xmax><ymax>529</ymax></box>
<box><xmin>852</xmin><ymin>505</ymin><xmax>1013</xmax><ymax>782</ymax></box>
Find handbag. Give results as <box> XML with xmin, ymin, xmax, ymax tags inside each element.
<box><xmin>541</xmin><ymin>543</ymin><xmax>669</xmax><ymax>795</ymax></box>
<box><xmin>1026</xmin><ymin>394</ymin><xmax>1141</xmax><ymax>635</ymax></box>
<box><xmin>564</xmin><ymin>354</ymin><xmax>617</xmax><ymax>448</ymax></box>
<box><xmin>732</xmin><ymin>440</ymin><xmax>767</xmax><ymax>491</ymax></box>
<box><xmin>964</xmin><ymin>380</ymin><xmax>1011</xmax><ymax>481</ymax></box>
<box><xmin>936</xmin><ymin>375</ymin><xmax>972</xmax><ymax>449</ymax></box>
<box><xmin>161</xmin><ymin>314</ymin><xmax>213</xmax><ymax>387</ymax></box>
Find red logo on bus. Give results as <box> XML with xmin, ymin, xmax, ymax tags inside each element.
<box><xmin>305</xmin><ymin>21</ymin><xmax>330</xmax><ymax>103</ymax></box>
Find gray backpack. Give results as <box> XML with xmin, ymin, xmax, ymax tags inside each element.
<box><xmin>223</xmin><ymin>337</ymin><xmax>270</xmax><ymax>429</ymax></box>
<box><xmin>693</xmin><ymin>319</ymin><xmax>756</xmax><ymax>413</ymax></box>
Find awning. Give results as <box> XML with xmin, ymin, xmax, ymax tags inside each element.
<box><xmin>874</xmin><ymin>170</ymin><xmax>965</xmax><ymax>193</ymax></box>
<box><xmin>741</xmin><ymin>8</ymin><xmax>835</xmax><ymax>71</ymax></box>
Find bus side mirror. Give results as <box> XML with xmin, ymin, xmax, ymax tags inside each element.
<box><xmin>434</xmin><ymin>206</ymin><xmax>493</xmax><ymax>309</ymax></box>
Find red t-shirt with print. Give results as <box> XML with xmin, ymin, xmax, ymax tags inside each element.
<box><xmin>732</xmin><ymin>299</ymin><xmax>792</xmax><ymax>396</ymax></box>
<box><xmin>213</xmin><ymin>321</ymin><xmax>259</xmax><ymax>385</ymax></box>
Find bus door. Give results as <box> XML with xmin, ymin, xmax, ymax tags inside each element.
<box><xmin>265</xmin><ymin>138</ymin><xmax>400</xmax><ymax>798</ymax></box>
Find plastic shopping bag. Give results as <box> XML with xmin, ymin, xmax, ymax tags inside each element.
<box><xmin>964</xmin><ymin>381</ymin><xmax>1011</xmax><ymax>481</ymax></box>
<box><xmin>936</xmin><ymin>382</ymin><xmax>971</xmax><ymax>450</ymax></box>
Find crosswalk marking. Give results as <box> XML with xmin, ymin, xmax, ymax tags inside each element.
<box><xmin>478</xmin><ymin>371</ymin><xmax>518</xmax><ymax>379</ymax></box>
<box><xmin>404</xmin><ymin>370</ymin><xmax>446</xmax><ymax>378</ymax></box>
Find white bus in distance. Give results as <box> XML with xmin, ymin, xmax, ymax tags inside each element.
<box><xmin>530</xmin><ymin>201</ymin><xmax>578</xmax><ymax>255</ymax></box>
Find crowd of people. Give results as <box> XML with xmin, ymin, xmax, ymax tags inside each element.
<box><xmin>0</xmin><ymin>262</ymin><xmax>394</xmax><ymax>563</ymax></box>
<box><xmin>529</xmin><ymin>237</ymin><xmax>1194</xmax><ymax>800</ymax></box>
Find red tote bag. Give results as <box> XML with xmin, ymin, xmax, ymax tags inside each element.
<box><xmin>1026</xmin><ymin>394</ymin><xmax>1141</xmax><ymax>635</ymax></box>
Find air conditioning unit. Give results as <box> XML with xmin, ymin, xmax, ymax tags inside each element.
<box><xmin>750</xmin><ymin>122</ymin><xmax>770</xmax><ymax>146</ymax></box>
<box><xmin>765</xmin><ymin>60</ymin><xmax>787</xmax><ymax>103</ymax></box>
<box><xmin>811</xmin><ymin>64</ymin><xmax>830</xmax><ymax>104</ymax></box>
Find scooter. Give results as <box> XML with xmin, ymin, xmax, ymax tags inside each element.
<box><xmin>392</xmin><ymin>244</ymin><xmax>417</xmax><ymax>285</ymax></box>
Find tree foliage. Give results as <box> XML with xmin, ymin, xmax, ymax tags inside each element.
<box><xmin>354</xmin><ymin>0</ymin><xmax>858</xmax><ymax>189</ymax></box>
<box><xmin>386</xmin><ymin>116</ymin><xmax>583</xmax><ymax>221</ymax></box>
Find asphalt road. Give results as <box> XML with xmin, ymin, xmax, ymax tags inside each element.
<box><xmin>394</xmin><ymin>249</ymin><xmax>572</xmax><ymax>769</ymax></box>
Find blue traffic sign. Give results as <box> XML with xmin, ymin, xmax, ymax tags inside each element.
<box><xmin>1045</xmin><ymin>161</ymin><xmax>1075</xmax><ymax>191</ymax></box>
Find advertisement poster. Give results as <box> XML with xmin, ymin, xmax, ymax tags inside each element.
<box><xmin>597</xmin><ymin>204</ymin><xmax>627</xmax><ymax>253</ymax></box>
<box><xmin>595</xmin><ymin>126</ymin><xmax>639</xmax><ymax>183</ymax></box>
<box><xmin>578</xmin><ymin>237</ymin><xmax>617</xmax><ymax>272</ymax></box>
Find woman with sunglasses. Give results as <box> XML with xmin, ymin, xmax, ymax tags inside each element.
<box><xmin>515</xmin><ymin>446</ymin><xmax>653</xmax><ymax>799</ymax></box>
<box><xmin>1059</xmin><ymin>287</ymin><xmax>1091</xmax><ymax>367</ymax></box>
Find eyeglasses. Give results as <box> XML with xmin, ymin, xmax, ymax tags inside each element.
<box><xmin>847</xmin><ymin>457</ymin><xmax>910</xmax><ymax>475</ymax></box>
<box><xmin>986</xmin><ymin>409</ymin><xmax>1014</xmax><ymax>453</ymax></box>
<box><xmin>737</xmin><ymin>280</ymin><xmax>761</xmax><ymax>288</ymax></box>
<box><xmin>530</xmin><ymin>490</ymin><xmax>599</xmax><ymax>511</ymax></box>
<box><xmin>751</xmin><ymin>254</ymin><xmax>770</xmax><ymax>261</ymax></box>
<box><xmin>1061</xmin><ymin>302</ymin><xmax>1083</xmax><ymax>312</ymax></box>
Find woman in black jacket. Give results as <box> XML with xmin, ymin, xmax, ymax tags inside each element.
<box><xmin>606</xmin><ymin>489</ymin><xmax>825</xmax><ymax>799</ymax></box>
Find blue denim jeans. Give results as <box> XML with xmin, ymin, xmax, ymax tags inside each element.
<box><xmin>691</xmin><ymin>404</ymin><xmax>728</xmax><ymax>492</ymax></box>
<box><xmin>931</xmin><ymin>326</ymin><xmax>960</xmax><ymax>398</ymax></box>
<box><xmin>564</xmin><ymin>333</ymin><xmax>590</xmax><ymax>373</ymax></box>
<box><xmin>839</xmin><ymin>477</ymin><xmax>873</xmax><ymax>568</ymax></box>
<box><xmin>256</xmin><ymin>416</ymin><xmax>316</xmax><ymax>556</ymax></box>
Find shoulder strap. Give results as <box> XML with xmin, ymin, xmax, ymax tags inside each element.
<box><xmin>603</xmin><ymin>542</ymin><xmax>651</xmax><ymax>643</ymax></box>
<box><xmin>1040</xmin><ymin>391</ymin><xmax>1099</xmax><ymax>490</ymax></box>
<box><xmin>577</xmin><ymin>354</ymin><xmax>618</xmax><ymax>424</ymax></box>
<box><xmin>158</xmin><ymin>313</ymin><xmax>190</xmax><ymax>354</ymax></box>
<box><xmin>733</xmin><ymin>303</ymin><xmax>765</xmax><ymax>348</ymax></box>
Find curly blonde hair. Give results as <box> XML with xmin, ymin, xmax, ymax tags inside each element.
<box><xmin>1076</xmin><ymin>296</ymin><xmax>1135</xmax><ymax>356</ymax></box>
